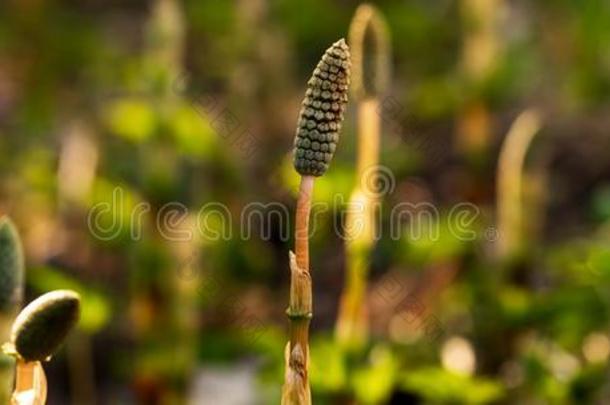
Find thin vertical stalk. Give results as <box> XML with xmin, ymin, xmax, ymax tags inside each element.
<box><xmin>66</xmin><ymin>333</ymin><xmax>96</xmax><ymax>405</ymax></box>
<box><xmin>356</xmin><ymin>100</ymin><xmax>381</xmax><ymax>179</ymax></box>
<box><xmin>457</xmin><ymin>0</ymin><xmax>503</xmax><ymax>155</ymax></box>
<box><xmin>336</xmin><ymin>4</ymin><xmax>389</xmax><ymax>351</ymax></box>
<box><xmin>0</xmin><ymin>318</ymin><xmax>15</xmax><ymax>405</ymax></box>
<box><xmin>295</xmin><ymin>176</ymin><xmax>315</xmax><ymax>272</ymax></box>
<box><xmin>496</xmin><ymin>110</ymin><xmax>542</xmax><ymax>258</ymax></box>
<box><xmin>282</xmin><ymin>177</ymin><xmax>314</xmax><ymax>405</ymax></box>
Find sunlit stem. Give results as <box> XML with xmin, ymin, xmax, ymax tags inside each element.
<box><xmin>497</xmin><ymin>110</ymin><xmax>541</xmax><ymax>258</ymax></box>
<box><xmin>356</xmin><ymin>99</ymin><xmax>380</xmax><ymax>179</ymax></box>
<box><xmin>282</xmin><ymin>175</ymin><xmax>315</xmax><ymax>405</ymax></box>
<box><xmin>335</xmin><ymin>98</ymin><xmax>380</xmax><ymax>350</ymax></box>
<box><xmin>12</xmin><ymin>360</ymin><xmax>47</xmax><ymax>405</ymax></box>
<box><xmin>294</xmin><ymin>176</ymin><xmax>314</xmax><ymax>272</ymax></box>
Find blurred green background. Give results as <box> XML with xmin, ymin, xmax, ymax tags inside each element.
<box><xmin>2</xmin><ymin>0</ymin><xmax>610</xmax><ymax>404</ymax></box>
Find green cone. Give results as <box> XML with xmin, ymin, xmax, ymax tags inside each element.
<box><xmin>11</xmin><ymin>290</ymin><xmax>80</xmax><ymax>361</ymax></box>
<box><xmin>0</xmin><ymin>216</ymin><xmax>24</xmax><ymax>314</ymax></box>
<box><xmin>293</xmin><ymin>39</ymin><xmax>351</xmax><ymax>176</ymax></box>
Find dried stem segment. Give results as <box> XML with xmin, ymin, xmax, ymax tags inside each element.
<box><xmin>282</xmin><ymin>252</ymin><xmax>313</xmax><ymax>405</ymax></box>
<box><xmin>283</xmin><ymin>176</ymin><xmax>314</xmax><ymax>405</ymax></box>
<box><xmin>11</xmin><ymin>360</ymin><xmax>47</xmax><ymax>405</ymax></box>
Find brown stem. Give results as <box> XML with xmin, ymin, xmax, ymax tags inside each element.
<box><xmin>12</xmin><ymin>360</ymin><xmax>47</xmax><ymax>405</ymax></box>
<box><xmin>282</xmin><ymin>176</ymin><xmax>315</xmax><ymax>405</ymax></box>
<box><xmin>282</xmin><ymin>252</ymin><xmax>313</xmax><ymax>405</ymax></box>
<box><xmin>1</xmin><ymin>315</ymin><xmax>15</xmax><ymax>404</ymax></box>
<box><xmin>295</xmin><ymin>176</ymin><xmax>314</xmax><ymax>271</ymax></box>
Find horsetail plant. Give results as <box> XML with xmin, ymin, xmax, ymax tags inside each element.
<box><xmin>5</xmin><ymin>290</ymin><xmax>81</xmax><ymax>405</ymax></box>
<box><xmin>0</xmin><ymin>216</ymin><xmax>24</xmax><ymax>404</ymax></box>
<box><xmin>457</xmin><ymin>0</ymin><xmax>503</xmax><ymax>156</ymax></box>
<box><xmin>335</xmin><ymin>3</ymin><xmax>390</xmax><ymax>352</ymax></box>
<box><xmin>0</xmin><ymin>217</ymin><xmax>24</xmax><ymax>314</ymax></box>
<box><xmin>10</xmin><ymin>290</ymin><xmax>81</xmax><ymax>363</ymax></box>
<box><xmin>0</xmin><ymin>216</ymin><xmax>81</xmax><ymax>404</ymax></box>
<box><xmin>496</xmin><ymin>109</ymin><xmax>542</xmax><ymax>259</ymax></box>
<box><xmin>282</xmin><ymin>39</ymin><xmax>351</xmax><ymax>405</ymax></box>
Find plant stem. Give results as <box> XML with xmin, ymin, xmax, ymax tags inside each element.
<box><xmin>12</xmin><ymin>360</ymin><xmax>47</xmax><ymax>405</ymax></box>
<box><xmin>335</xmin><ymin>99</ymin><xmax>380</xmax><ymax>351</ymax></box>
<box><xmin>356</xmin><ymin>99</ymin><xmax>380</xmax><ymax>179</ymax></box>
<box><xmin>66</xmin><ymin>333</ymin><xmax>96</xmax><ymax>405</ymax></box>
<box><xmin>497</xmin><ymin>110</ymin><xmax>541</xmax><ymax>258</ymax></box>
<box><xmin>282</xmin><ymin>175</ymin><xmax>315</xmax><ymax>405</ymax></box>
<box><xmin>294</xmin><ymin>176</ymin><xmax>314</xmax><ymax>271</ymax></box>
<box><xmin>0</xmin><ymin>317</ymin><xmax>14</xmax><ymax>405</ymax></box>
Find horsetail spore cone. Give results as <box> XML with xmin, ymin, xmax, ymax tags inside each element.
<box><xmin>0</xmin><ymin>217</ymin><xmax>24</xmax><ymax>405</ymax></box>
<box><xmin>10</xmin><ymin>290</ymin><xmax>80</xmax><ymax>362</ymax></box>
<box><xmin>0</xmin><ymin>217</ymin><xmax>24</xmax><ymax>313</ymax></box>
<box><xmin>293</xmin><ymin>39</ymin><xmax>351</xmax><ymax>177</ymax></box>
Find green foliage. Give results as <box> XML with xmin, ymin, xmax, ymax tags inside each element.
<box><xmin>105</xmin><ymin>99</ymin><xmax>157</xmax><ymax>143</ymax></box>
<box><xmin>351</xmin><ymin>345</ymin><xmax>397</xmax><ymax>404</ymax></box>
<box><xmin>400</xmin><ymin>212</ymin><xmax>478</xmax><ymax>266</ymax></box>
<box><xmin>399</xmin><ymin>367</ymin><xmax>505</xmax><ymax>404</ymax></box>
<box><xmin>309</xmin><ymin>337</ymin><xmax>347</xmax><ymax>393</ymax></box>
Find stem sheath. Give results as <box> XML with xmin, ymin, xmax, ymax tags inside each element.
<box><xmin>282</xmin><ymin>176</ymin><xmax>315</xmax><ymax>405</ymax></box>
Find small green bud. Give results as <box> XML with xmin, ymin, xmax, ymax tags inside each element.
<box><xmin>293</xmin><ymin>39</ymin><xmax>351</xmax><ymax>176</ymax></box>
<box><xmin>11</xmin><ymin>290</ymin><xmax>80</xmax><ymax>362</ymax></box>
<box><xmin>0</xmin><ymin>216</ymin><xmax>24</xmax><ymax>314</ymax></box>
